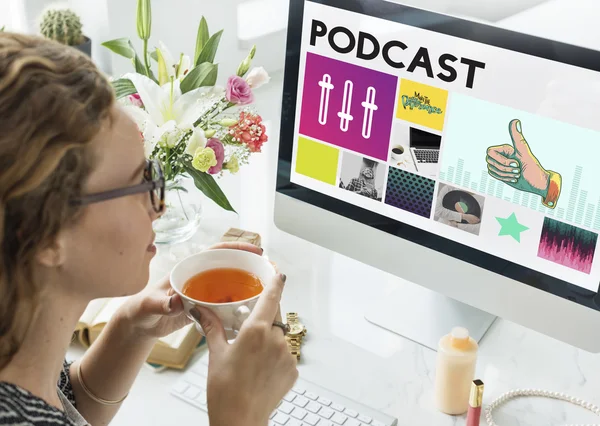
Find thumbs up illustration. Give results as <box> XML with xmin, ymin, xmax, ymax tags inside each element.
<box><xmin>486</xmin><ymin>119</ymin><xmax>562</xmax><ymax>208</ymax></box>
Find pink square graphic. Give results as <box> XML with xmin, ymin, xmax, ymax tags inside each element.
<box><xmin>299</xmin><ymin>53</ymin><xmax>397</xmax><ymax>161</ymax></box>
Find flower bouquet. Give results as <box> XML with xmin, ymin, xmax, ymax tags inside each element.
<box><xmin>101</xmin><ymin>0</ymin><xmax>269</xmax><ymax>242</ymax></box>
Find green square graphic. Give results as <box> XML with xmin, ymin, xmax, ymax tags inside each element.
<box><xmin>295</xmin><ymin>136</ymin><xmax>339</xmax><ymax>185</ymax></box>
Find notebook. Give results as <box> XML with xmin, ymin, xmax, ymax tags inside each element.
<box><xmin>73</xmin><ymin>297</ymin><xmax>203</xmax><ymax>369</ymax></box>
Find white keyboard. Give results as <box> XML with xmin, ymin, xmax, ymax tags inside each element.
<box><xmin>170</xmin><ymin>352</ymin><xmax>398</xmax><ymax>426</ymax></box>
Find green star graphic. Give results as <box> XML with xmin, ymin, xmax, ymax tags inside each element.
<box><xmin>496</xmin><ymin>213</ymin><xmax>529</xmax><ymax>242</ymax></box>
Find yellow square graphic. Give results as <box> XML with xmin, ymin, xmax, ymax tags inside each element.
<box><xmin>396</xmin><ymin>79</ymin><xmax>448</xmax><ymax>131</ymax></box>
<box><xmin>295</xmin><ymin>136</ymin><xmax>339</xmax><ymax>185</ymax></box>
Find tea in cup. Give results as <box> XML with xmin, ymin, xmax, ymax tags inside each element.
<box><xmin>170</xmin><ymin>249</ymin><xmax>276</xmax><ymax>338</ymax></box>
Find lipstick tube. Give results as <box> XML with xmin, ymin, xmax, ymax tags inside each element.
<box><xmin>466</xmin><ymin>379</ymin><xmax>484</xmax><ymax>426</ymax></box>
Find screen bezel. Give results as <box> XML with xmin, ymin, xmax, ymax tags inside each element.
<box><xmin>276</xmin><ymin>0</ymin><xmax>600</xmax><ymax>311</ymax></box>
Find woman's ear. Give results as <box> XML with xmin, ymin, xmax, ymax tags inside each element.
<box><xmin>35</xmin><ymin>235</ymin><xmax>67</xmax><ymax>268</ymax></box>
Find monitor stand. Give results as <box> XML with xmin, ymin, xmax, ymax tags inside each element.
<box><xmin>364</xmin><ymin>280</ymin><xmax>497</xmax><ymax>351</ymax></box>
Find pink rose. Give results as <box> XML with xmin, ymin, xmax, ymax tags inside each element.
<box><xmin>226</xmin><ymin>75</ymin><xmax>254</xmax><ymax>105</ymax></box>
<box><xmin>206</xmin><ymin>138</ymin><xmax>225</xmax><ymax>174</ymax></box>
<box><xmin>127</xmin><ymin>93</ymin><xmax>144</xmax><ymax>108</ymax></box>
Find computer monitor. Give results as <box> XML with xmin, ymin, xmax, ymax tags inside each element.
<box><xmin>274</xmin><ymin>0</ymin><xmax>600</xmax><ymax>352</ymax></box>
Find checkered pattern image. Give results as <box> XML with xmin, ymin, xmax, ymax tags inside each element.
<box><xmin>384</xmin><ymin>167</ymin><xmax>436</xmax><ymax>218</ymax></box>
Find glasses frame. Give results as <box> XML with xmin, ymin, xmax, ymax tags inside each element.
<box><xmin>70</xmin><ymin>159</ymin><xmax>165</xmax><ymax>213</ymax></box>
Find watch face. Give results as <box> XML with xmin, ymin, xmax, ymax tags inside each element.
<box><xmin>288</xmin><ymin>323</ymin><xmax>305</xmax><ymax>335</ymax></box>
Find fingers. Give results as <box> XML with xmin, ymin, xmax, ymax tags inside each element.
<box><xmin>488</xmin><ymin>166</ymin><xmax>518</xmax><ymax>183</ymax></box>
<box><xmin>208</xmin><ymin>241</ymin><xmax>263</xmax><ymax>256</ymax></box>
<box><xmin>249</xmin><ymin>274</ymin><xmax>286</xmax><ymax>323</ymax></box>
<box><xmin>486</xmin><ymin>146</ymin><xmax>517</xmax><ymax>168</ymax></box>
<box><xmin>190</xmin><ymin>306</ymin><xmax>227</xmax><ymax>354</ymax></box>
<box><xmin>487</xmin><ymin>164</ymin><xmax>520</xmax><ymax>180</ymax></box>
<box><xmin>508</xmin><ymin>119</ymin><xmax>530</xmax><ymax>154</ymax></box>
<box><xmin>168</xmin><ymin>294</ymin><xmax>185</xmax><ymax>316</ymax></box>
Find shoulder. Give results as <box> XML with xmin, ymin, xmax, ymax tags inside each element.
<box><xmin>0</xmin><ymin>381</ymin><xmax>74</xmax><ymax>426</ymax></box>
<box><xmin>58</xmin><ymin>359</ymin><xmax>76</xmax><ymax>408</ymax></box>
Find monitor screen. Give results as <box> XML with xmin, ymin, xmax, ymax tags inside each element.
<box><xmin>277</xmin><ymin>0</ymin><xmax>600</xmax><ymax>310</ymax></box>
<box><xmin>409</xmin><ymin>127</ymin><xmax>441</xmax><ymax>149</ymax></box>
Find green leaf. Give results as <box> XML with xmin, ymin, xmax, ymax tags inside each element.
<box><xmin>112</xmin><ymin>78</ymin><xmax>137</xmax><ymax>99</ymax></box>
<box><xmin>167</xmin><ymin>185</ymin><xmax>188</xmax><ymax>193</ymax></box>
<box><xmin>102</xmin><ymin>38</ymin><xmax>135</xmax><ymax>59</ymax></box>
<box><xmin>194</xmin><ymin>17</ymin><xmax>210</xmax><ymax>65</ymax></box>
<box><xmin>182</xmin><ymin>159</ymin><xmax>236</xmax><ymax>212</ymax></box>
<box><xmin>150</xmin><ymin>50</ymin><xmax>158</xmax><ymax>61</ymax></box>
<box><xmin>133</xmin><ymin>55</ymin><xmax>147</xmax><ymax>75</ymax></box>
<box><xmin>103</xmin><ymin>38</ymin><xmax>156</xmax><ymax>81</ymax></box>
<box><xmin>195</xmin><ymin>29</ymin><xmax>223</xmax><ymax>66</ymax></box>
<box><xmin>180</xmin><ymin>63</ymin><xmax>218</xmax><ymax>93</ymax></box>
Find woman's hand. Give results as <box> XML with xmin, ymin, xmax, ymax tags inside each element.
<box><xmin>116</xmin><ymin>241</ymin><xmax>264</xmax><ymax>339</ymax></box>
<box><xmin>191</xmin><ymin>273</ymin><xmax>298</xmax><ymax>426</ymax></box>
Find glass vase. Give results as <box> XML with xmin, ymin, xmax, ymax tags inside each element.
<box><xmin>153</xmin><ymin>177</ymin><xmax>203</xmax><ymax>245</ymax></box>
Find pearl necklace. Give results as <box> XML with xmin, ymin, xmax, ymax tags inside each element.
<box><xmin>485</xmin><ymin>389</ymin><xmax>600</xmax><ymax>426</ymax></box>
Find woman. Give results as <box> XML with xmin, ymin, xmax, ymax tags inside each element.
<box><xmin>0</xmin><ymin>32</ymin><xmax>298</xmax><ymax>426</ymax></box>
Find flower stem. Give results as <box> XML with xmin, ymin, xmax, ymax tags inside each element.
<box><xmin>176</xmin><ymin>189</ymin><xmax>189</xmax><ymax>221</ymax></box>
<box><xmin>143</xmin><ymin>39</ymin><xmax>151</xmax><ymax>77</ymax></box>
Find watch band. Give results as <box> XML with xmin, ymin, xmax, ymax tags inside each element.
<box><xmin>285</xmin><ymin>312</ymin><xmax>304</xmax><ymax>360</ymax></box>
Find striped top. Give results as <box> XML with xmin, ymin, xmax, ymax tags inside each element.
<box><xmin>0</xmin><ymin>360</ymin><xmax>80</xmax><ymax>425</ymax></box>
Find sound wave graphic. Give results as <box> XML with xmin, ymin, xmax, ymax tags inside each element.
<box><xmin>537</xmin><ymin>217</ymin><xmax>598</xmax><ymax>274</ymax></box>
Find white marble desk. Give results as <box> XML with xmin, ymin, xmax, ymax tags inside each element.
<box><xmin>67</xmin><ymin>188</ymin><xmax>600</xmax><ymax>426</ymax></box>
<box><xmin>66</xmin><ymin>2</ymin><xmax>600</xmax><ymax>423</ymax></box>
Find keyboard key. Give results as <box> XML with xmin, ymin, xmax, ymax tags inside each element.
<box><xmin>291</xmin><ymin>407</ymin><xmax>307</xmax><ymax>420</ymax></box>
<box><xmin>270</xmin><ymin>410</ymin><xmax>277</xmax><ymax>419</ymax></box>
<box><xmin>172</xmin><ymin>382</ymin><xmax>189</xmax><ymax>394</ymax></box>
<box><xmin>332</xmin><ymin>403</ymin><xmax>345</xmax><ymax>411</ymax></box>
<box><xmin>305</xmin><ymin>392</ymin><xmax>319</xmax><ymax>400</ymax></box>
<box><xmin>357</xmin><ymin>415</ymin><xmax>372</xmax><ymax>424</ymax></box>
<box><xmin>273</xmin><ymin>413</ymin><xmax>290</xmax><ymax>425</ymax></box>
<box><xmin>344</xmin><ymin>409</ymin><xmax>358</xmax><ymax>418</ymax></box>
<box><xmin>317</xmin><ymin>422</ymin><xmax>334</xmax><ymax>426</ymax></box>
<box><xmin>293</xmin><ymin>396</ymin><xmax>309</xmax><ymax>408</ymax></box>
<box><xmin>345</xmin><ymin>419</ymin><xmax>361</xmax><ymax>426</ymax></box>
<box><xmin>283</xmin><ymin>392</ymin><xmax>297</xmax><ymax>403</ymax></box>
<box><xmin>286</xmin><ymin>420</ymin><xmax>303</xmax><ymax>426</ymax></box>
<box><xmin>306</xmin><ymin>401</ymin><xmax>321</xmax><ymax>414</ymax></box>
<box><xmin>318</xmin><ymin>397</ymin><xmax>332</xmax><ymax>406</ymax></box>
<box><xmin>183</xmin><ymin>386</ymin><xmax>201</xmax><ymax>400</ymax></box>
<box><xmin>195</xmin><ymin>391</ymin><xmax>207</xmax><ymax>405</ymax></box>
<box><xmin>303</xmin><ymin>413</ymin><xmax>320</xmax><ymax>425</ymax></box>
<box><xmin>332</xmin><ymin>412</ymin><xmax>348</xmax><ymax>425</ymax></box>
<box><xmin>319</xmin><ymin>408</ymin><xmax>335</xmax><ymax>419</ymax></box>
<box><xmin>292</xmin><ymin>387</ymin><xmax>306</xmax><ymax>395</ymax></box>
<box><xmin>279</xmin><ymin>402</ymin><xmax>294</xmax><ymax>414</ymax></box>
<box><xmin>372</xmin><ymin>421</ymin><xmax>386</xmax><ymax>426</ymax></box>
<box><xmin>191</xmin><ymin>363</ymin><xmax>208</xmax><ymax>377</ymax></box>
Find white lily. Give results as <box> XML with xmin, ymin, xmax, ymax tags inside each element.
<box><xmin>123</xmin><ymin>72</ymin><xmax>224</xmax><ymax>156</ymax></box>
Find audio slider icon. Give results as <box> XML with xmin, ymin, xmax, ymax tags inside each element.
<box><xmin>337</xmin><ymin>80</ymin><xmax>354</xmax><ymax>132</ymax></box>
<box><xmin>318</xmin><ymin>74</ymin><xmax>334</xmax><ymax>125</ymax></box>
<box><xmin>361</xmin><ymin>86</ymin><xmax>377</xmax><ymax>139</ymax></box>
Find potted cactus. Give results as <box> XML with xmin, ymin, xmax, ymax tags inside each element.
<box><xmin>39</xmin><ymin>7</ymin><xmax>91</xmax><ymax>57</ymax></box>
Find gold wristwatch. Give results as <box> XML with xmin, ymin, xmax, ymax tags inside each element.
<box><xmin>285</xmin><ymin>312</ymin><xmax>306</xmax><ymax>360</ymax></box>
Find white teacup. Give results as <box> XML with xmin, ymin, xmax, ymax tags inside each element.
<box><xmin>170</xmin><ymin>249</ymin><xmax>276</xmax><ymax>339</ymax></box>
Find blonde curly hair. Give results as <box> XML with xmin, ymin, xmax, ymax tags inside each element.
<box><xmin>0</xmin><ymin>32</ymin><xmax>114</xmax><ymax>369</ymax></box>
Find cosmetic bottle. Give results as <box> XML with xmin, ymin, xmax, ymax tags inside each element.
<box><xmin>433</xmin><ymin>326</ymin><xmax>479</xmax><ymax>415</ymax></box>
<box><xmin>466</xmin><ymin>379</ymin><xmax>484</xmax><ymax>426</ymax></box>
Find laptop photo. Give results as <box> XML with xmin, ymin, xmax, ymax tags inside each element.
<box><xmin>409</xmin><ymin>127</ymin><xmax>442</xmax><ymax>177</ymax></box>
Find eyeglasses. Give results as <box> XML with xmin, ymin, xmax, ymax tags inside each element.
<box><xmin>71</xmin><ymin>159</ymin><xmax>165</xmax><ymax>213</ymax></box>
